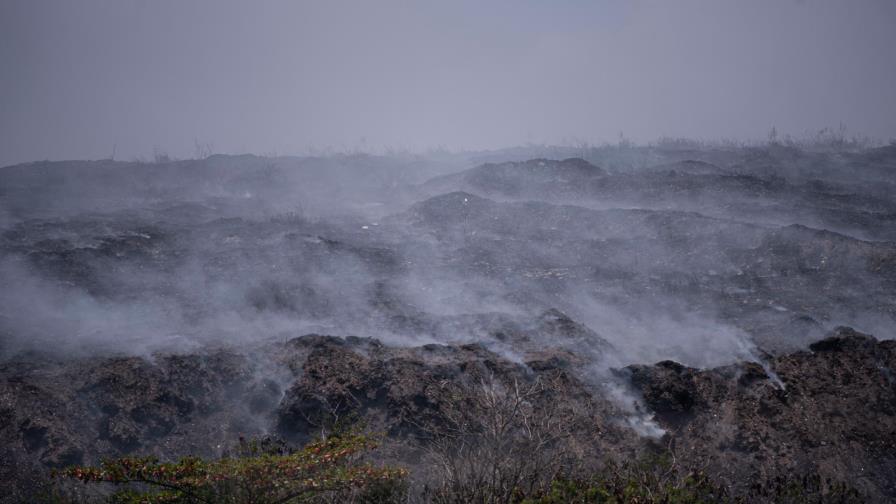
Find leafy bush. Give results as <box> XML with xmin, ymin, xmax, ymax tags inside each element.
<box><xmin>747</xmin><ymin>473</ymin><xmax>864</xmax><ymax>504</ymax></box>
<box><xmin>519</xmin><ymin>457</ymin><xmax>863</xmax><ymax>504</ymax></box>
<box><xmin>54</xmin><ymin>430</ymin><xmax>407</xmax><ymax>503</ymax></box>
<box><xmin>517</xmin><ymin>458</ymin><xmax>864</xmax><ymax>504</ymax></box>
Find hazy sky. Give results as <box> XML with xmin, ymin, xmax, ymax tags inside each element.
<box><xmin>1</xmin><ymin>0</ymin><xmax>895</xmax><ymax>166</ymax></box>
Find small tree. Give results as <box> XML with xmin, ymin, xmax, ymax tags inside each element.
<box><xmin>56</xmin><ymin>430</ymin><xmax>407</xmax><ymax>503</ymax></box>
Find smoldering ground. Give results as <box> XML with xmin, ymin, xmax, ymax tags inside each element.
<box><xmin>2</xmin><ymin>143</ymin><xmax>894</xmax><ymax>369</ymax></box>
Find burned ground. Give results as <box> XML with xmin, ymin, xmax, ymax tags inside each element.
<box><xmin>1</xmin><ymin>143</ymin><xmax>895</xmax><ymax>501</ymax></box>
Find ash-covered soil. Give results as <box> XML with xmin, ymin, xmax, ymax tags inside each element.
<box><xmin>1</xmin><ymin>143</ymin><xmax>895</xmax><ymax>500</ymax></box>
<box><xmin>2</xmin><ymin>326</ymin><xmax>895</xmax><ymax>500</ymax></box>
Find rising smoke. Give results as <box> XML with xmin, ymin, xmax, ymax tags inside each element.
<box><xmin>2</xmin><ymin>142</ymin><xmax>894</xmax><ymax>374</ymax></box>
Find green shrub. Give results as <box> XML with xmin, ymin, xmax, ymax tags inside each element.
<box><xmin>55</xmin><ymin>430</ymin><xmax>407</xmax><ymax>503</ymax></box>
<box><xmin>518</xmin><ymin>458</ymin><xmax>864</xmax><ymax>504</ymax></box>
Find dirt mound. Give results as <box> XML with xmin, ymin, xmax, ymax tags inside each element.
<box><xmin>628</xmin><ymin>326</ymin><xmax>896</xmax><ymax>500</ymax></box>
<box><xmin>2</xmin><ymin>327</ymin><xmax>894</xmax><ymax>501</ymax></box>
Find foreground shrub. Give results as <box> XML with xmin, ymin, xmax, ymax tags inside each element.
<box><xmin>517</xmin><ymin>457</ymin><xmax>864</xmax><ymax>504</ymax></box>
<box><xmin>420</xmin><ymin>374</ymin><xmax>863</xmax><ymax>504</ymax></box>
<box><xmin>55</xmin><ymin>430</ymin><xmax>407</xmax><ymax>503</ymax></box>
<box><xmin>422</xmin><ymin>372</ymin><xmax>588</xmax><ymax>504</ymax></box>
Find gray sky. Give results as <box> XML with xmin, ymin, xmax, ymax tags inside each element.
<box><xmin>1</xmin><ymin>0</ymin><xmax>895</xmax><ymax>166</ymax></box>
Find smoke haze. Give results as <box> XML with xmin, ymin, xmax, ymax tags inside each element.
<box><xmin>5</xmin><ymin>4</ymin><xmax>896</xmax><ymax>502</ymax></box>
<box><xmin>2</xmin><ymin>145</ymin><xmax>895</xmax><ymax>373</ymax></box>
<box><xmin>1</xmin><ymin>0</ymin><xmax>895</xmax><ymax>400</ymax></box>
<box><xmin>1</xmin><ymin>0</ymin><xmax>895</xmax><ymax>167</ymax></box>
